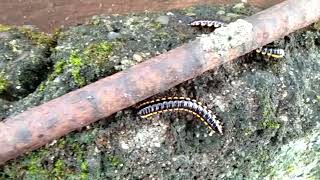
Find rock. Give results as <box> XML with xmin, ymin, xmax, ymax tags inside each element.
<box><xmin>216</xmin><ymin>10</ymin><xmax>226</xmax><ymax>15</ymax></box>
<box><xmin>156</xmin><ymin>15</ymin><xmax>170</xmax><ymax>25</ymax></box>
<box><xmin>0</xmin><ymin>27</ymin><xmax>52</xmax><ymax>100</ymax></box>
<box><xmin>132</xmin><ymin>53</ymin><xmax>143</xmax><ymax>62</ymax></box>
<box><xmin>107</xmin><ymin>31</ymin><xmax>121</xmax><ymax>40</ymax></box>
<box><xmin>232</xmin><ymin>3</ymin><xmax>245</xmax><ymax>11</ymax></box>
<box><xmin>1</xmin><ymin>4</ymin><xmax>319</xmax><ymax>180</ymax></box>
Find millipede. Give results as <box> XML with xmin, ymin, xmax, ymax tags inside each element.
<box><xmin>137</xmin><ymin>97</ymin><xmax>224</xmax><ymax>135</ymax></box>
<box><xmin>188</xmin><ymin>20</ymin><xmax>226</xmax><ymax>28</ymax></box>
<box><xmin>187</xmin><ymin>20</ymin><xmax>286</xmax><ymax>59</ymax></box>
<box><xmin>255</xmin><ymin>47</ymin><xmax>285</xmax><ymax>59</ymax></box>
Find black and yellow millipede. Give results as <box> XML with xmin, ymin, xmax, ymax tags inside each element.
<box><xmin>255</xmin><ymin>47</ymin><xmax>285</xmax><ymax>59</ymax></box>
<box><xmin>137</xmin><ymin>97</ymin><xmax>224</xmax><ymax>135</ymax></box>
<box><xmin>188</xmin><ymin>20</ymin><xmax>226</xmax><ymax>28</ymax></box>
<box><xmin>188</xmin><ymin>19</ymin><xmax>285</xmax><ymax>59</ymax></box>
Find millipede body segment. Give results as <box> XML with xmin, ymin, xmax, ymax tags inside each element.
<box><xmin>255</xmin><ymin>47</ymin><xmax>285</xmax><ymax>58</ymax></box>
<box><xmin>137</xmin><ymin>97</ymin><xmax>224</xmax><ymax>135</ymax></box>
<box><xmin>189</xmin><ymin>20</ymin><xmax>226</xmax><ymax>28</ymax></box>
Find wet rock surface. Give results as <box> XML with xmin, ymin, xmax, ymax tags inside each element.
<box><xmin>0</xmin><ymin>4</ymin><xmax>319</xmax><ymax>179</ymax></box>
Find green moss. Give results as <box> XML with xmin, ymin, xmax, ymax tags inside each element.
<box><xmin>83</xmin><ymin>42</ymin><xmax>113</xmax><ymax>64</ymax></box>
<box><xmin>70</xmin><ymin>142</ymin><xmax>85</xmax><ymax>160</ymax></box>
<box><xmin>0</xmin><ymin>24</ymin><xmax>11</xmax><ymax>32</ymax></box>
<box><xmin>8</xmin><ymin>40</ymin><xmax>21</xmax><ymax>53</ymax></box>
<box><xmin>148</xmin><ymin>21</ymin><xmax>162</xmax><ymax>30</ymax></box>
<box><xmin>41</xmin><ymin>41</ymin><xmax>114</xmax><ymax>89</ymax></box>
<box><xmin>38</xmin><ymin>59</ymin><xmax>67</xmax><ymax>91</ymax></box>
<box><xmin>52</xmin><ymin>159</ymin><xmax>66</xmax><ymax>178</ymax></box>
<box><xmin>259</xmin><ymin>88</ymin><xmax>280</xmax><ymax>129</ymax></box>
<box><xmin>19</xmin><ymin>27</ymin><xmax>53</xmax><ymax>46</ymax></box>
<box><xmin>53</xmin><ymin>59</ymin><xmax>67</xmax><ymax>76</ymax></box>
<box><xmin>0</xmin><ymin>72</ymin><xmax>8</xmax><ymax>93</ymax></box>
<box><xmin>38</xmin><ymin>83</ymin><xmax>46</xmax><ymax>92</ymax></box>
<box><xmin>57</xmin><ymin>138</ymin><xmax>67</xmax><ymax>149</ymax></box>
<box><xmin>80</xmin><ymin>161</ymin><xmax>89</xmax><ymax>180</ymax></box>
<box><xmin>69</xmin><ymin>52</ymin><xmax>85</xmax><ymax>86</ymax></box>
<box><xmin>107</xmin><ymin>156</ymin><xmax>122</xmax><ymax>167</ymax></box>
<box><xmin>316</xmin><ymin>95</ymin><xmax>320</xmax><ymax>102</ymax></box>
<box><xmin>261</xmin><ymin>119</ymin><xmax>280</xmax><ymax>129</ymax></box>
<box><xmin>24</xmin><ymin>150</ymin><xmax>49</xmax><ymax>177</ymax></box>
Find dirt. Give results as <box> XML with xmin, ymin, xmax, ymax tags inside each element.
<box><xmin>0</xmin><ymin>0</ymin><xmax>283</xmax><ymax>32</ymax></box>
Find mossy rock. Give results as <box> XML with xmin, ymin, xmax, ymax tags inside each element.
<box><xmin>0</xmin><ymin>26</ymin><xmax>54</xmax><ymax>100</ymax></box>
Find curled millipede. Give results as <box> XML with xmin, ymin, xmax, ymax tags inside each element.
<box><xmin>255</xmin><ymin>47</ymin><xmax>285</xmax><ymax>58</ymax></box>
<box><xmin>189</xmin><ymin>20</ymin><xmax>226</xmax><ymax>28</ymax></box>
<box><xmin>137</xmin><ymin>97</ymin><xmax>224</xmax><ymax>135</ymax></box>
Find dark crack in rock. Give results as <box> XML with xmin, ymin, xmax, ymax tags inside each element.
<box><xmin>0</xmin><ymin>26</ymin><xmax>53</xmax><ymax>101</ymax></box>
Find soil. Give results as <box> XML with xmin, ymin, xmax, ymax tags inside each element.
<box><xmin>0</xmin><ymin>0</ymin><xmax>283</xmax><ymax>32</ymax></box>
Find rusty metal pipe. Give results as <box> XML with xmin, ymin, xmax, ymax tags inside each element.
<box><xmin>0</xmin><ymin>0</ymin><xmax>319</xmax><ymax>164</ymax></box>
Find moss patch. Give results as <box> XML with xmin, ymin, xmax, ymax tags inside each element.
<box><xmin>107</xmin><ymin>156</ymin><xmax>123</xmax><ymax>167</ymax></box>
<box><xmin>23</xmin><ymin>150</ymin><xmax>49</xmax><ymax>178</ymax></box>
<box><xmin>80</xmin><ymin>161</ymin><xmax>89</xmax><ymax>179</ymax></box>
<box><xmin>19</xmin><ymin>27</ymin><xmax>53</xmax><ymax>46</ymax></box>
<box><xmin>0</xmin><ymin>72</ymin><xmax>8</xmax><ymax>94</ymax></box>
<box><xmin>69</xmin><ymin>52</ymin><xmax>85</xmax><ymax>86</ymax></box>
<box><xmin>83</xmin><ymin>42</ymin><xmax>114</xmax><ymax>64</ymax></box>
<box><xmin>52</xmin><ymin>159</ymin><xmax>66</xmax><ymax>178</ymax></box>
<box><xmin>261</xmin><ymin>119</ymin><xmax>280</xmax><ymax>129</ymax></box>
<box><xmin>40</xmin><ymin>41</ymin><xmax>114</xmax><ymax>89</ymax></box>
<box><xmin>259</xmin><ymin>88</ymin><xmax>280</xmax><ymax>130</ymax></box>
<box><xmin>0</xmin><ymin>24</ymin><xmax>11</xmax><ymax>32</ymax></box>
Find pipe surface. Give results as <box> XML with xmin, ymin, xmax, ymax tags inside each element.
<box><xmin>0</xmin><ymin>0</ymin><xmax>319</xmax><ymax>164</ymax></box>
